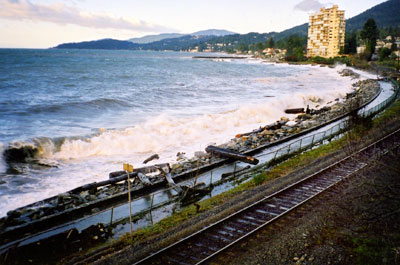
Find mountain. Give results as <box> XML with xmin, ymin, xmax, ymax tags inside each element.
<box><xmin>191</xmin><ymin>29</ymin><xmax>236</xmax><ymax>36</ymax></box>
<box><xmin>129</xmin><ymin>33</ymin><xmax>186</xmax><ymax>44</ymax></box>
<box><xmin>55</xmin><ymin>38</ymin><xmax>138</xmax><ymax>50</ymax></box>
<box><xmin>205</xmin><ymin>32</ymin><xmax>276</xmax><ymax>46</ymax></box>
<box><xmin>139</xmin><ymin>35</ymin><xmax>214</xmax><ymax>51</ymax></box>
<box><xmin>54</xmin><ymin>29</ymin><xmax>236</xmax><ymax>50</ymax></box>
<box><xmin>346</xmin><ymin>0</ymin><xmax>400</xmax><ymax>31</ymax></box>
<box><xmin>274</xmin><ymin>23</ymin><xmax>308</xmax><ymax>40</ymax></box>
<box><xmin>54</xmin><ymin>35</ymin><xmax>214</xmax><ymax>51</ymax></box>
<box><xmin>128</xmin><ymin>29</ymin><xmax>236</xmax><ymax>44</ymax></box>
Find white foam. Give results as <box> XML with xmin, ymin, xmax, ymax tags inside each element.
<box><xmin>0</xmin><ymin>63</ymin><xmax>375</xmax><ymax>217</ymax></box>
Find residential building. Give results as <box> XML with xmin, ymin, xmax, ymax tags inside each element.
<box><xmin>357</xmin><ymin>45</ymin><xmax>366</xmax><ymax>54</ymax></box>
<box><xmin>307</xmin><ymin>5</ymin><xmax>345</xmax><ymax>58</ymax></box>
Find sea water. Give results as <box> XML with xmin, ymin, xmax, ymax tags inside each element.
<box><xmin>0</xmin><ymin>49</ymin><xmax>369</xmax><ymax>216</ymax></box>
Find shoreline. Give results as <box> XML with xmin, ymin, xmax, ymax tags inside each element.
<box><xmin>64</xmin><ymin>81</ymin><xmax>400</xmax><ymax>265</ymax></box>
<box><xmin>0</xmin><ymin>59</ymin><xmax>370</xmax><ymax>212</ymax></box>
<box><xmin>0</xmin><ymin>67</ymin><xmax>384</xmax><ymax>242</ymax></box>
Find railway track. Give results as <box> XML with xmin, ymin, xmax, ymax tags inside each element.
<box><xmin>133</xmin><ymin>128</ymin><xmax>400</xmax><ymax>265</ymax></box>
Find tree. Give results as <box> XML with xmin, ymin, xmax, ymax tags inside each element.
<box><xmin>344</xmin><ymin>31</ymin><xmax>358</xmax><ymax>54</ymax></box>
<box><xmin>267</xmin><ymin>37</ymin><xmax>275</xmax><ymax>48</ymax></box>
<box><xmin>197</xmin><ymin>42</ymin><xmax>207</xmax><ymax>52</ymax></box>
<box><xmin>255</xmin><ymin>42</ymin><xmax>265</xmax><ymax>52</ymax></box>
<box><xmin>360</xmin><ymin>18</ymin><xmax>379</xmax><ymax>59</ymax></box>
<box><xmin>286</xmin><ymin>35</ymin><xmax>307</xmax><ymax>55</ymax></box>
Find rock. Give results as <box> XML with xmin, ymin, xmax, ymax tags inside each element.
<box><xmin>309</xmin><ymin>96</ymin><xmax>322</xmax><ymax>103</ymax></box>
<box><xmin>80</xmin><ymin>191</ymin><xmax>89</xmax><ymax>198</ymax></box>
<box><xmin>91</xmin><ymin>208</ymin><xmax>100</xmax><ymax>214</ymax></box>
<box><xmin>250</xmin><ymin>135</ymin><xmax>258</xmax><ymax>142</ymax></box>
<box><xmin>4</xmin><ymin>143</ymin><xmax>39</xmax><ymax>163</ymax></box>
<box><xmin>296</xmin><ymin>114</ymin><xmax>312</xmax><ymax>121</ymax></box>
<box><xmin>280</xmin><ymin>116</ymin><xmax>289</xmax><ymax>122</ymax></box>
<box><xmin>194</xmin><ymin>151</ymin><xmax>207</xmax><ymax>159</ymax></box>
<box><xmin>261</xmin><ymin>129</ymin><xmax>273</xmax><ymax>135</ymax></box>
<box><xmin>339</xmin><ymin>68</ymin><xmax>360</xmax><ymax>79</ymax></box>
<box><xmin>286</xmin><ymin>121</ymin><xmax>297</xmax><ymax>127</ymax></box>
<box><xmin>32</xmin><ymin>213</ymin><xmax>41</xmax><ymax>220</ymax></box>
<box><xmin>176</xmin><ymin>152</ymin><xmax>187</xmax><ymax>161</ymax></box>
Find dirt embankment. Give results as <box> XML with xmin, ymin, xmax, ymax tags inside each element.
<box><xmin>214</xmin><ymin>140</ymin><xmax>400</xmax><ymax>265</ymax></box>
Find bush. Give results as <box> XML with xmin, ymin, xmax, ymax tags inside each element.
<box><xmin>311</xmin><ymin>56</ymin><xmax>333</xmax><ymax>64</ymax></box>
<box><xmin>378</xmin><ymin>47</ymin><xmax>392</xmax><ymax>61</ymax></box>
<box><xmin>253</xmin><ymin>172</ymin><xmax>267</xmax><ymax>185</ymax></box>
<box><xmin>334</xmin><ymin>56</ymin><xmax>352</xmax><ymax>65</ymax></box>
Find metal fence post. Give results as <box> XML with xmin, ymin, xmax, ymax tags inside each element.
<box><xmin>150</xmin><ymin>194</ymin><xmax>155</xmax><ymax>211</ymax></box>
<box><xmin>150</xmin><ymin>193</ymin><xmax>156</xmax><ymax>225</ymax></box>
<box><xmin>273</xmin><ymin>149</ymin><xmax>278</xmax><ymax>160</ymax></box>
<box><xmin>110</xmin><ymin>207</ymin><xmax>114</xmax><ymax>227</ymax></box>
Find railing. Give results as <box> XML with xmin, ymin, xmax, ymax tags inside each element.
<box><xmin>109</xmin><ymin>78</ymin><xmax>399</xmax><ymax>233</ymax></box>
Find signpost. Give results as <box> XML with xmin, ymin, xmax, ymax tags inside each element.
<box><xmin>124</xmin><ymin>163</ymin><xmax>134</xmax><ymax>234</ymax></box>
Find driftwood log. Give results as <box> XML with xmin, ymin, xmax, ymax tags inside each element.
<box><xmin>71</xmin><ymin>172</ymin><xmax>138</xmax><ymax>193</ymax></box>
<box><xmin>143</xmin><ymin>154</ymin><xmax>159</xmax><ymax>164</ymax></box>
<box><xmin>205</xmin><ymin>145</ymin><xmax>259</xmax><ymax>165</ymax></box>
<box><xmin>285</xmin><ymin>108</ymin><xmax>305</xmax><ymax>114</ymax></box>
<box><xmin>236</xmin><ymin>121</ymin><xmax>284</xmax><ymax>138</ymax></box>
<box><xmin>109</xmin><ymin>163</ymin><xmax>170</xmax><ymax>179</ymax></box>
<box><xmin>156</xmin><ymin>166</ymin><xmax>183</xmax><ymax>193</ymax></box>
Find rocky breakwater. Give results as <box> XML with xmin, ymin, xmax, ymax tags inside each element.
<box><xmin>0</xmin><ymin>69</ymin><xmax>381</xmax><ymax>241</ymax></box>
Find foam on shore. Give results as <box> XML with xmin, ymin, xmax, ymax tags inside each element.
<box><xmin>0</xmin><ymin>63</ymin><xmax>377</xmax><ymax>217</ymax></box>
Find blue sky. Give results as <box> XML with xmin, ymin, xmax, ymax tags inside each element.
<box><xmin>0</xmin><ymin>0</ymin><xmax>387</xmax><ymax>48</ymax></box>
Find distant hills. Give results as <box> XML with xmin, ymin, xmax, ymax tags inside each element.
<box><xmin>55</xmin><ymin>35</ymin><xmax>216</xmax><ymax>51</ymax></box>
<box><xmin>129</xmin><ymin>33</ymin><xmax>186</xmax><ymax>44</ymax></box>
<box><xmin>54</xmin><ymin>0</ymin><xmax>400</xmax><ymax>51</ymax></box>
<box><xmin>191</xmin><ymin>29</ymin><xmax>237</xmax><ymax>37</ymax></box>
<box><xmin>56</xmin><ymin>39</ymin><xmax>137</xmax><ymax>50</ymax></box>
<box><xmin>128</xmin><ymin>29</ymin><xmax>236</xmax><ymax>44</ymax></box>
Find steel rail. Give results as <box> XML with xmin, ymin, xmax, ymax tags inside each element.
<box><xmin>133</xmin><ymin>127</ymin><xmax>400</xmax><ymax>265</ymax></box>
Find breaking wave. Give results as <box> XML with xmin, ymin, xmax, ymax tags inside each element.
<box><xmin>1</xmin><ymin>86</ymin><xmax>350</xmax><ymax>167</ymax></box>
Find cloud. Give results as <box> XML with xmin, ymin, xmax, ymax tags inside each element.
<box><xmin>0</xmin><ymin>0</ymin><xmax>173</xmax><ymax>32</ymax></box>
<box><xmin>294</xmin><ymin>0</ymin><xmax>331</xmax><ymax>12</ymax></box>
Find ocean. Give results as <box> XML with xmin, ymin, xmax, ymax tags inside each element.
<box><xmin>0</xmin><ymin>49</ymin><xmax>360</xmax><ymax>216</ymax></box>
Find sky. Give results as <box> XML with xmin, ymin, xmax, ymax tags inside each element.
<box><xmin>0</xmin><ymin>0</ymin><xmax>388</xmax><ymax>48</ymax></box>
